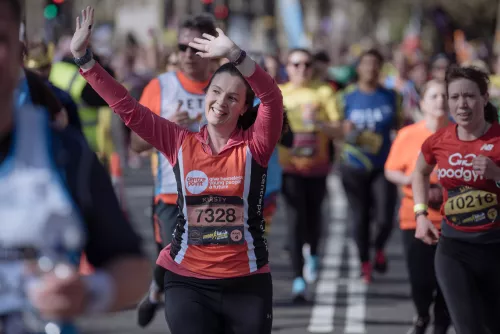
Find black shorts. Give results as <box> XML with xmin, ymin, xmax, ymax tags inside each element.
<box><xmin>164</xmin><ymin>270</ymin><xmax>273</xmax><ymax>334</ymax></box>
<box><xmin>153</xmin><ymin>201</ymin><xmax>179</xmax><ymax>249</ymax></box>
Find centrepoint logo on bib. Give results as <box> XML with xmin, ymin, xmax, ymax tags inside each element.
<box><xmin>185</xmin><ymin>170</ymin><xmax>209</xmax><ymax>194</ymax></box>
<box><xmin>438</xmin><ymin>153</ymin><xmax>483</xmax><ymax>182</ymax></box>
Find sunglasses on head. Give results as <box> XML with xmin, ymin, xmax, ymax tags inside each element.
<box><xmin>290</xmin><ymin>61</ymin><xmax>313</xmax><ymax>69</ymax></box>
<box><xmin>178</xmin><ymin>44</ymin><xmax>197</xmax><ymax>53</ymax></box>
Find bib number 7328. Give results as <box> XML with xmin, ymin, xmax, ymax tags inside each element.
<box><xmin>195</xmin><ymin>207</ymin><xmax>237</xmax><ymax>224</ymax></box>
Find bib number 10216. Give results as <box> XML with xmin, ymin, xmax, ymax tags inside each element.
<box><xmin>195</xmin><ymin>208</ymin><xmax>237</xmax><ymax>224</ymax></box>
<box><xmin>448</xmin><ymin>193</ymin><xmax>494</xmax><ymax>211</ymax></box>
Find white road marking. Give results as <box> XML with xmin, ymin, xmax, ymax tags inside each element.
<box><xmin>308</xmin><ymin>175</ymin><xmax>348</xmax><ymax>333</ymax></box>
<box><xmin>344</xmin><ymin>241</ymin><xmax>367</xmax><ymax>334</ymax></box>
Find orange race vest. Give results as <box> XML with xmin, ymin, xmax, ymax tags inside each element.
<box><xmin>169</xmin><ymin>134</ymin><xmax>269</xmax><ymax>278</ymax></box>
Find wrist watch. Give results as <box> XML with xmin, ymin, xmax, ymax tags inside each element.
<box><xmin>74</xmin><ymin>49</ymin><xmax>94</xmax><ymax>67</ymax></box>
<box><xmin>231</xmin><ymin>50</ymin><xmax>247</xmax><ymax>66</ymax></box>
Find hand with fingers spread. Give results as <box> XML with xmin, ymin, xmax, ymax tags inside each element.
<box><xmin>188</xmin><ymin>28</ymin><xmax>241</xmax><ymax>62</ymax></box>
<box><xmin>70</xmin><ymin>6</ymin><xmax>95</xmax><ymax>58</ymax></box>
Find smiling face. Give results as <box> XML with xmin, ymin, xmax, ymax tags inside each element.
<box><xmin>204</xmin><ymin>71</ymin><xmax>248</xmax><ymax>130</ymax></box>
<box><xmin>448</xmin><ymin>78</ymin><xmax>487</xmax><ymax>129</ymax></box>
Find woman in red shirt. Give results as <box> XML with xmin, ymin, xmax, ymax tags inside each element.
<box><xmin>413</xmin><ymin>66</ymin><xmax>500</xmax><ymax>334</ymax></box>
<box><xmin>70</xmin><ymin>7</ymin><xmax>284</xmax><ymax>334</ymax></box>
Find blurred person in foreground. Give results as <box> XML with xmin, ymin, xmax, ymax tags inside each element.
<box><xmin>24</xmin><ymin>39</ymin><xmax>83</xmax><ymax>133</ymax></box>
<box><xmin>132</xmin><ymin>13</ymin><xmax>217</xmax><ymax>328</ymax></box>
<box><xmin>279</xmin><ymin>48</ymin><xmax>341</xmax><ymax>301</ymax></box>
<box><xmin>0</xmin><ymin>0</ymin><xmax>150</xmax><ymax>331</ymax></box>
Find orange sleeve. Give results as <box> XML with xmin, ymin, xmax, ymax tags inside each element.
<box><xmin>384</xmin><ymin>130</ymin><xmax>408</xmax><ymax>172</ymax></box>
<box><xmin>139</xmin><ymin>78</ymin><xmax>161</xmax><ymax>116</ymax></box>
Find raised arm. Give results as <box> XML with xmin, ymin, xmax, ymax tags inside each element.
<box><xmin>243</xmin><ymin>64</ymin><xmax>283</xmax><ymax>163</ymax></box>
<box><xmin>69</xmin><ymin>6</ymin><xmax>187</xmax><ymax>164</ymax></box>
<box><xmin>188</xmin><ymin>28</ymin><xmax>283</xmax><ymax>164</ymax></box>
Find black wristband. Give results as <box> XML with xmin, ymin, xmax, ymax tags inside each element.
<box><xmin>232</xmin><ymin>50</ymin><xmax>246</xmax><ymax>66</ymax></box>
<box><xmin>415</xmin><ymin>211</ymin><xmax>428</xmax><ymax>220</ymax></box>
<box><xmin>74</xmin><ymin>48</ymin><xmax>93</xmax><ymax>67</ymax></box>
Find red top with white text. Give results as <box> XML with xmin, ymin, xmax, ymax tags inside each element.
<box><xmin>421</xmin><ymin>123</ymin><xmax>500</xmax><ymax>233</ymax></box>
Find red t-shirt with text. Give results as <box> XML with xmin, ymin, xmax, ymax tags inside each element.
<box><xmin>421</xmin><ymin>123</ymin><xmax>500</xmax><ymax>233</ymax></box>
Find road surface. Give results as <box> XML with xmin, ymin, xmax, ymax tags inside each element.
<box><xmin>78</xmin><ymin>162</ymin><xmax>455</xmax><ymax>334</ymax></box>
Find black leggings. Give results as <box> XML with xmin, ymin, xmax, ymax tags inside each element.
<box><xmin>164</xmin><ymin>270</ymin><xmax>273</xmax><ymax>334</ymax></box>
<box><xmin>340</xmin><ymin>166</ymin><xmax>397</xmax><ymax>262</ymax></box>
<box><xmin>282</xmin><ymin>174</ymin><xmax>327</xmax><ymax>278</ymax></box>
<box><xmin>401</xmin><ymin>230</ymin><xmax>450</xmax><ymax>327</ymax></box>
<box><xmin>435</xmin><ymin>237</ymin><xmax>500</xmax><ymax>334</ymax></box>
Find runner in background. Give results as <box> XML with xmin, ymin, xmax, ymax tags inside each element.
<box><xmin>279</xmin><ymin>48</ymin><xmax>341</xmax><ymax>301</ymax></box>
<box><xmin>131</xmin><ymin>14</ymin><xmax>216</xmax><ymax>328</ymax></box>
<box><xmin>112</xmin><ymin>31</ymin><xmax>156</xmax><ymax>169</ymax></box>
<box><xmin>413</xmin><ymin>66</ymin><xmax>500</xmax><ymax>334</ymax></box>
<box><xmin>337</xmin><ymin>49</ymin><xmax>402</xmax><ymax>283</ymax></box>
<box><xmin>71</xmin><ymin>9</ymin><xmax>284</xmax><ymax>331</ymax></box>
<box><xmin>384</xmin><ymin>80</ymin><xmax>450</xmax><ymax>334</ymax></box>
<box><xmin>250</xmin><ymin>53</ymin><xmax>293</xmax><ymax>238</ymax></box>
<box><xmin>383</xmin><ymin>49</ymin><xmax>420</xmax><ymax>124</ymax></box>
<box><xmin>430</xmin><ymin>54</ymin><xmax>451</xmax><ymax>81</ymax></box>
<box><xmin>17</xmin><ymin>21</ymin><xmax>70</xmax><ymax>129</ymax></box>
<box><xmin>24</xmin><ymin>39</ymin><xmax>83</xmax><ymax>133</ymax></box>
<box><xmin>313</xmin><ymin>50</ymin><xmax>343</xmax><ymax>91</ymax></box>
<box><xmin>50</xmin><ymin>35</ymin><xmax>116</xmax><ymax>157</ymax></box>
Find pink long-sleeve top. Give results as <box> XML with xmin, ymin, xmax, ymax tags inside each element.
<box><xmin>81</xmin><ymin>62</ymin><xmax>283</xmax><ymax>279</ymax></box>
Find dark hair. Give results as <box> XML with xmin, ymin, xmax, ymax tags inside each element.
<box><xmin>445</xmin><ymin>65</ymin><xmax>498</xmax><ymax>123</ymax></box>
<box><xmin>179</xmin><ymin>13</ymin><xmax>217</xmax><ymax>36</ymax></box>
<box><xmin>205</xmin><ymin>62</ymin><xmax>289</xmax><ymax>138</ymax></box>
<box><xmin>358</xmin><ymin>48</ymin><xmax>384</xmax><ymax>66</ymax></box>
<box><xmin>2</xmin><ymin>0</ymin><xmax>21</xmax><ymax>23</ymax></box>
<box><xmin>125</xmin><ymin>32</ymin><xmax>138</xmax><ymax>48</ymax></box>
<box><xmin>313</xmin><ymin>50</ymin><xmax>330</xmax><ymax>64</ymax></box>
<box><xmin>287</xmin><ymin>48</ymin><xmax>312</xmax><ymax>62</ymax></box>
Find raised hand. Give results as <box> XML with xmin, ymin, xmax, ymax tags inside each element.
<box><xmin>70</xmin><ymin>6</ymin><xmax>94</xmax><ymax>58</ymax></box>
<box><xmin>188</xmin><ymin>28</ymin><xmax>240</xmax><ymax>61</ymax></box>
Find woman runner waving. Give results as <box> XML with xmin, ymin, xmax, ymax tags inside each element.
<box><xmin>70</xmin><ymin>7</ymin><xmax>283</xmax><ymax>334</ymax></box>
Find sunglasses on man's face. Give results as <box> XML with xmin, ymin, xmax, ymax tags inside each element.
<box><xmin>178</xmin><ymin>44</ymin><xmax>197</xmax><ymax>53</ymax></box>
<box><xmin>290</xmin><ymin>61</ymin><xmax>313</xmax><ymax>69</ymax></box>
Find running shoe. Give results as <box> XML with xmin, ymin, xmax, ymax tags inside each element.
<box><xmin>406</xmin><ymin>316</ymin><xmax>430</xmax><ymax>334</ymax></box>
<box><xmin>137</xmin><ymin>293</ymin><xmax>160</xmax><ymax>328</ymax></box>
<box><xmin>303</xmin><ymin>255</ymin><xmax>319</xmax><ymax>283</ymax></box>
<box><xmin>361</xmin><ymin>262</ymin><xmax>373</xmax><ymax>284</ymax></box>
<box><xmin>292</xmin><ymin>277</ymin><xmax>307</xmax><ymax>303</ymax></box>
<box><xmin>373</xmin><ymin>249</ymin><xmax>388</xmax><ymax>274</ymax></box>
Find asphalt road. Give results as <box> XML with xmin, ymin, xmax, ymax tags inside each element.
<box><xmin>78</xmin><ymin>161</ymin><xmax>456</xmax><ymax>334</ymax></box>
